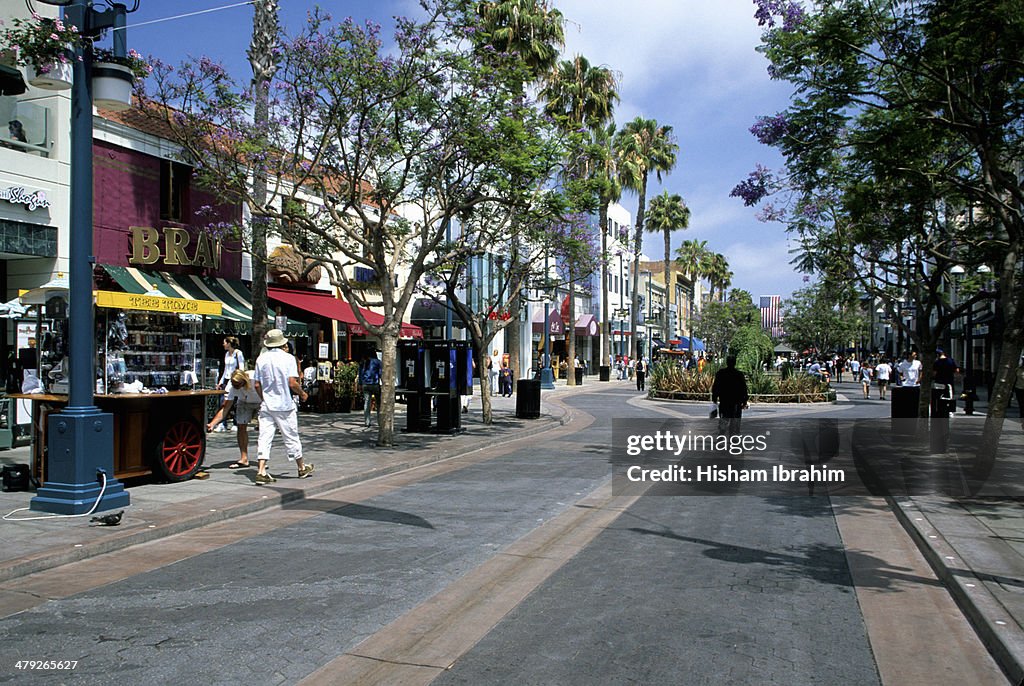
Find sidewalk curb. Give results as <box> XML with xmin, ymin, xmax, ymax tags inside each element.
<box><xmin>887</xmin><ymin>495</ymin><xmax>1024</xmax><ymax>684</ymax></box>
<box><xmin>0</xmin><ymin>398</ymin><xmax>576</xmax><ymax>584</ymax></box>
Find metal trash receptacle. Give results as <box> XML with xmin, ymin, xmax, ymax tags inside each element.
<box><xmin>516</xmin><ymin>379</ymin><xmax>541</xmax><ymax>419</ymax></box>
<box><xmin>599</xmin><ymin>365</ymin><xmax>611</xmax><ymax>382</ymax></box>
<box><xmin>575</xmin><ymin>368</ymin><xmax>584</xmax><ymax>385</ymax></box>
<box><xmin>891</xmin><ymin>385</ymin><xmax>920</xmax><ymax>418</ymax></box>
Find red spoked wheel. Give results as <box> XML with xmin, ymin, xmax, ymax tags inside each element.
<box><xmin>153</xmin><ymin>418</ymin><xmax>205</xmax><ymax>482</ymax></box>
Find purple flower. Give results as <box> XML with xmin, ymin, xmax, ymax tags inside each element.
<box><xmin>730</xmin><ymin>164</ymin><xmax>773</xmax><ymax>206</ymax></box>
<box><xmin>750</xmin><ymin>113</ymin><xmax>789</xmax><ymax>145</ymax></box>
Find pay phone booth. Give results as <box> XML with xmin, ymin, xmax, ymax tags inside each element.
<box><xmin>426</xmin><ymin>340</ymin><xmax>472</xmax><ymax>434</ymax></box>
<box><xmin>397</xmin><ymin>340</ymin><xmax>431</xmax><ymax>433</ymax></box>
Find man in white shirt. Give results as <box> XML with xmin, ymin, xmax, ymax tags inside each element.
<box><xmin>897</xmin><ymin>351</ymin><xmax>922</xmax><ymax>386</ymax></box>
<box><xmin>874</xmin><ymin>358</ymin><xmax>892</xmax><ymax>400</ymax></box>
<box><xmin>252</xmin><ymin>329</ymin><xmax>313</xmax><ymax>484</ymax></box>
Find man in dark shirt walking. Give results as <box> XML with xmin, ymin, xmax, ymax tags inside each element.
<box><xmin>931</xmin><ymin>348</ymin><xmax>959</xmax><ymax>417</ymax></box>
<box><xmin>712</xmin><ymin>355</ymin><xmax>749</xmax><ymax>437</ymax></box>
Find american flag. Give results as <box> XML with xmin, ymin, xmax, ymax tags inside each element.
<box><xmin>760</xmin><ymin>295</ymin><xmax>784</xmax><ymax>337</ymax></box>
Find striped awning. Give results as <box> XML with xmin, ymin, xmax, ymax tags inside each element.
<box><xmin>100</xmin><ymin>266</ymin><xmax>306</xmax><ymax>336</ymax></box>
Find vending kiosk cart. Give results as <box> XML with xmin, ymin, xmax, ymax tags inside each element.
<box><xmin>13</xmin><ymin>290</ymin><xmax>225</xmax><ymax>483</ymax></box>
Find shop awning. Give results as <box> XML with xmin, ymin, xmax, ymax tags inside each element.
<box><xmin>269</xmin><ymin>286</ymin><xmax>422</xmax><ymax>338</ymax></box>
<box><xmin>100</xmin><ymin>266</ymin><xmax>306</xmax><ymax>336</ymax></box>
<box><xmin>575</xmin><ymin>313</ymin><xmax>599</xmax><ymax>337</ymax></box>
<box><xmin>532</xmin><ymin>307</ymin><xmax>565</xmax><ymax>335</ymax></box>
<box><xmin>680</xmin><ymin>337</ymin><xmax>705</xmax><ymax>351</ymax></box>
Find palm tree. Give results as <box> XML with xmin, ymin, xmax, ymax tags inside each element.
<box><xmin>541</xmin><ymin>55</ymin><xmax>618</xmax><ymax>384</ymax></box>
<box><xmin>474</xmin><ymin>1</ymin><xmax>564</xmax><ymax>385</ymax></box>
<box><xmin>590</xmin><ymin>123</ymin><xmax>622</xmax><ymax>372</ymax></box>
<box><xmin>646</xmin><ymin>191</ymin><xmax>690</xmax><ymax>350</ymax></box>
<box><xmin>248</xmin><ymin>0</ymin><xmax>280</xmax><ymax>349</ymax></box>
<box><xmin>540</xmin><ymin>55</ymin><xmax>618</xmax><ymax>130</ymax></box>
<box><xmin>614</xmin><ymin>117</ymin><xmax>679</xmax><ymax>361</ymax></box>
<box><xmin>706</xmin><ymin>252</ymin><xmax>732</xmax><ymax>301</ymax></box>
<box><xmin>676</xmin><ymin>238</ymin><xmax>711</xmax><ymax>356</ymax></box>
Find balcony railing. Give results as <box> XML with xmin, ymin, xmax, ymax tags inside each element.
<box><xmin>0</xmin><ymin>100</ymin><xmax>49</xmax><ymax>157</ymax></box>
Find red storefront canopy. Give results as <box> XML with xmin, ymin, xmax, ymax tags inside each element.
<box><xmin>268</xmin><ymin>286</ymin><xmax>422</xmax><ymax>338</ymax></box>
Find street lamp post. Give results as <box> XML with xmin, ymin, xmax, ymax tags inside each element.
<box><xmin>539</xmin><ymin>253</ymin><xmax>555</xmax><ymax>390</ymax></box>
<box><xmin>31</xmin><ymin>0</ymin><xmax>132</xmax><ymax>514</ymax></box>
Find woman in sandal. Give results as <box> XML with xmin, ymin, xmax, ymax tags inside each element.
<box><xmin>207</xmin><ymin>369</ymin><xmax>262</xmax><ymax>469</ymax></box>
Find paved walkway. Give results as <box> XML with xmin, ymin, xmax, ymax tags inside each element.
<box><xmin>1</xmin><ymin>376</ymin><xmax>1023</xmax><ymax>683</ymax></box>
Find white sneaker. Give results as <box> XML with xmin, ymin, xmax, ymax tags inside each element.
<box><xmin>214</xmin><ymin>425</ymin><xmax>226</xmax><ymax>433</ymax></box>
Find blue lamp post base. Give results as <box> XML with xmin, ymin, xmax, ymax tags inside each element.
<box><xmin>539</xmin><ymin>366</ymin><xmax>556</xmax><ymax>390</ymax></box>
<box><xmin>30</xmin><ymin>410</ymin><xmax>129</xmax><ymax>514</ymax></box>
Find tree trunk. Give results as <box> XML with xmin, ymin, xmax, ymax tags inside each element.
<box><xmin>251</xmin><ymin>86</ymin><xmax>270</xmax><ymax>350</ymax></box>
<box><xmin>662</xmin><ymin>228</ymin><xmax>671</xmax><ymax>354</ymax></box>
<box><xmin>377</xmin><ymin>331</ymin><xmax>398</xmax><ymax>447</ymax></box>
<box><xmin>600</xmin><ymin>202</ymin><xmax>610</xmax><ymax>371</ymax></box>
<box><xmin>631</xmin><ymin>179</ymin><xmax>648</xmax><ymax>361</ymax></box>
<box><xmin>507</xmin><ymin>288</ymin><xmax>521</xmax><ymax>392</ymax></box>
<box><xmin>567</xmin><ymin>270</ymin><xmax>576</xmax><ymax>386</ymax></box>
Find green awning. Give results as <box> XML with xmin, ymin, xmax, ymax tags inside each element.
<box><xmin>100</xmin><ymin>266</ymin><xmax>307</xmax><ymax>337</ymax></box>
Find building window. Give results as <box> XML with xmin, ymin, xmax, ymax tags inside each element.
<box><xmin>0</xmin><ymin>98</ymin><xmax>49</xmax><ymax>157</ymax></box>
<box><xmin>160</xmin><ymin>160</ymin><xmax>190</xmax><ymax>221</ymax></box>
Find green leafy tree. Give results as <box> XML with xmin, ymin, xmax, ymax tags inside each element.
<box><xmin>147</xmin><ymin>2</ymin><xmax>566</xmax><ymax>446</ymax></box>
<box><xmin>695</xmin><ymin>288</ymin><xmax>759</xmax><ymax>358</ymax></box>
<box><xmin>730</xmin><ymin>324</ymin><xmax>774</xmax><ymax>374</ymax></box>
<box><xmin>781</xmin><ymin>283</ymin><xmax>861</xmax><ymax>357</ymax></box>
<box><xmin>742</xmin><ymin>0</ymin><xmax>1023</xmax><ymax>437</ymax></box>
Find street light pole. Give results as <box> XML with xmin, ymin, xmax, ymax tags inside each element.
<box><xmin>31</xmin><ymin>0</ymin><xmax>131</xmax><ymax>514</ymax></box>
<box><xmin>539</xmin><ymin>253</ymin><xmax>555</xmax><ymax>390</ymax></box>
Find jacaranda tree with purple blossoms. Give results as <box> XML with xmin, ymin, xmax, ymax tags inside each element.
<box><xmin>737</xmin><ymin>0</ymin><xmax>1024</xmax><ymax>470</ymax></box>
<box><xmin>144</xmin><ymin>1</ymin><xmax>568</xmax><ymax>447</ymax></box>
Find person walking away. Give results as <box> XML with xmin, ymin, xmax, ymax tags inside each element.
<box><xmin>860</xmin><ymin>361</ymin><xmax>873</xmax><ymax>399</ymax></box>
<box><xmin>252</xmin><ymin>329</ymin><xmax>313</xmax><ymax>484</ymax></box>
<box><xmin>215</xmin><ymin>336</ymin><xmax>245</xmax><ymax>431</ymax></box>
<box><xmin>849</xmin><ymin>357</ymin><xmax>860</xmax><ymax>384</ymax></box>
<box><xmin>875</xmin><ymin>357</ymin><xmax>892</xmax><ymax>400</ymax></box>
<box><xmin>931</xmin><ymin>348</ymin><xmax>959</xmax><ymax>416</ymax></box>
<box><xmin>489</xmin><ymin>349</ymin><xmax>501</xmax><ymax>396</ymax></box>
<box><xmin>207</xmin><ymin>369</ymin><xmax>262</xmax><ymax>469</ymax></box>
<box><xmin>836</xmin><ymin>356</ymin><xmax>845</xmax><ymax>383</ymax></box>
<box><xmin>499</xmin><ymin>361</ymin><xmax>513</xmax><ymax>397</ymax></box>
<box><xmin>635</xmin><ymin>357</ymin><xmax>647</xmax><ymax>392</ymax></box>
<box><xmin>711</xmin><ymin>355</ymin><xmax>749</xmax><ymax>438</ymax></box>
<box><xmin>357</xmin><ymin>349</ymin><xmax>382</xmax><ymax>428</ymax></box>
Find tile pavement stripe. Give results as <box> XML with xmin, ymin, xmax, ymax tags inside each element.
<box><xmin>297</xmin><ymin>481</ymin><xmax>639</xmax><ymax>686</ymax></box>
<box><xmin>0</xmin><ymin>398</ymin><xmax>579</xmax><ymax>585</ymax></box>
<box><xmin>888</xmin><ymin>495</ymin><xmax>1024</xmax><ymax>684</ymax></box>
<box><xmin>0</xmin><ymin>419</ymin><xmax>588</xmax><ymax>619</ymax></box>
<box><xmin>833</xmin><ymin>496</ymin><xmax>1007</xmax><ymax>685</ymax></box>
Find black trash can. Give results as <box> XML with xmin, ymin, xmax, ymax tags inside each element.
<box><xmin>891</xmin><ymin>385</ymin><xmax>920</xmax><ymax>418</ymax></box>
<box><xmin>599</xmin><ymin>365</ymin><xmax>611</xmax><ymax>382</ymax></box>
<box><xmin>516</xmin><ymin>379</ymin><xmax>541</xmax><ymax>419</ymax></box>
<box><xmin>575</xmin><ymin>368</ymin><xmax>584</xmax><ymax>386</ymax></box>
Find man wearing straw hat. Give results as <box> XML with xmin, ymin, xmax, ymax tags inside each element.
<box><xmin>252</xmin><ymin>328</ymin><xmax>314</xmax><ymax>484</ymax></box>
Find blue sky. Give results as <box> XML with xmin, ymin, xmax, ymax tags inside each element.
<box><xmin>117</xmin><ymin>0</ymin><xmax>806</xmax><ymax>301</ymax></box>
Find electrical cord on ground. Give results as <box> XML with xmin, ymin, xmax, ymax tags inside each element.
<box><xmin>3</xmin><ymin>471</ymin><xmax>109</xmax><ymax>522</ymax></box>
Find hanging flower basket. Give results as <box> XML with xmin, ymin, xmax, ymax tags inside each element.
<box><xmin>1</xmin><ymin>14</ymin><xmax>82</xmax><ymax>91</ymax></box>
<box><xmin>26</xmin><ymin>59</ymin><xmax>73</xmax><ymax>90</ymax></box>
<box><xmin>92</xmin><ymin>62</ymin><xmax>133</xmax><ymax>110</ymax></box>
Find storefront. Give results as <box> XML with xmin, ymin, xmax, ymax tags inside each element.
<box><xmin>268</xmin><ymin>285</ymin><xmax>422</xmax><ymax>363</ymax></box>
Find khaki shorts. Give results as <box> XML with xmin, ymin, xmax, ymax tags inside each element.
<box><xmin>234</xmin><ymin>401</ymin><xmax>261</xmax><ymax>425</ymax></box>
